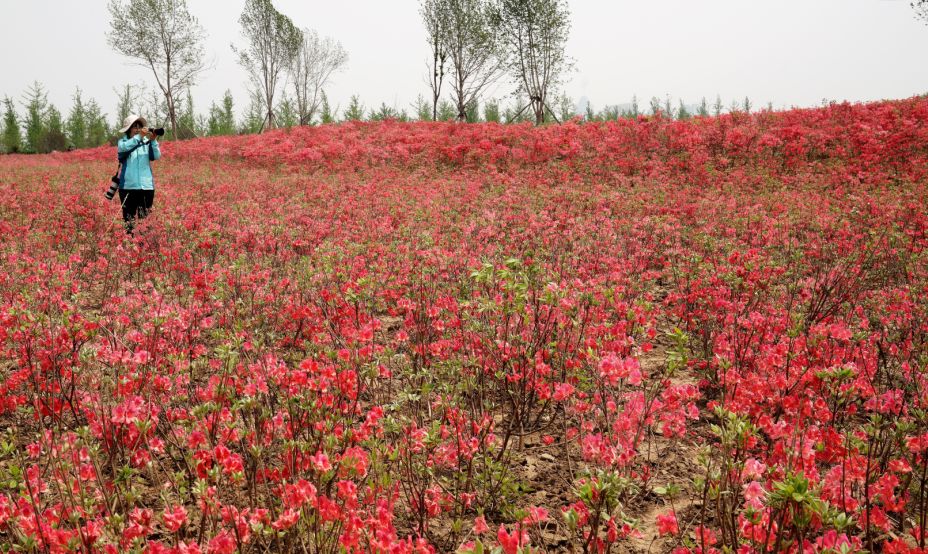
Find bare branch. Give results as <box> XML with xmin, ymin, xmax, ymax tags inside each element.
<box><xmin>234</xmin><ymin>0</ymin><xmax>303</xmax><ymax>131</ymax></box>
<box><xmin>290</xmin><ymin>29</ymin><xmax>348</xmax><ymax>125</ymax></box>
<box><xmin>492</xmin><ymin>0</ymin><xmax>572</xmax><ymax>124</ymax></box>
<box><xmin>107</xmin><ymin>0</ymin><xmax>208</xmax><ymax>139</ymax></box>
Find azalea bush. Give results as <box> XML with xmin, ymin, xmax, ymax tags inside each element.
<box><xmin>0</xmin><ymin>97</ymin><xmax>926</xmax><ymax>553</ymax></box>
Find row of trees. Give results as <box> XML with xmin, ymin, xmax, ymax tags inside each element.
<box><xmin>1</xmin><ymin>83</ymin><xmax>109</xmax><ymax>154</ymax></box>
<box><xmin>0</xmin><ymin>82</ymin><xmax>771</xmax><ymax>154</ymax></box>
<box><xmin>106</xmin><ymin>0</ymin><xmax>348</xmax><ymax>138</ymax></box>
<box><xmin>421</xmin><ymin>0</ymin><xmax>572</xmax><ymax>124</ymax></box>
<box><xmin>4</xmin><ymin>0</ymin><xmax>924</xmax><ymax>153</ymax></box>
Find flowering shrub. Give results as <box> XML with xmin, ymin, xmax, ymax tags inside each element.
<box><xmin>0</xmin><ymin>96</ymin><xmax>926</xmax><ymax>552</ymax></box>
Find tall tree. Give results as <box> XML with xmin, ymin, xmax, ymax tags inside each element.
<box><xmin>465</xmin><ymin>99</ymin><xmax>480</xmax><ymax>122</ymax></box>
<box><xmin>21</xmin><ymin>81</ymin><xmax>48</xmax><ymax>153</ymax></box>
<box><xmin>234</xmin><ymin>0</ymin><xmax>303</xmax><ymax>131</ymax></box>
<box><xmin>414</xmin><ymin>94</ymin><xmax>433</xmax><ymax>121</ymax></box>
<box><xmin>207</xmin><ymin>102</ymin><xmax>223</xmax><ymax>136</ymax></box>
<box><xmin>319</xmin><ymin>92</ymin><xmax>336</xmax><ymax>124</ymax></box>
<box><xmin>107</xmin><ymin>0</ymin><xmax>209</xmax><ymax>139</ymax></box>
<box><xmin>484</xmin><ymin>98</ymin><xmax>501</xmax><ymax>122</ymax></box>
<box><xmin>1</xmin><ymin>97</ymin><xmax>22</xmax><ymax>154</ymax></box>
<box><xmin>437</xmin><ymin>99</ymin><xmax>457</xmax><ymax>121</ymax></box>
<box><xmin>420</xmin><ymin>0</ymin><xmax>449</xmax><ymax>121</ymax></box>
<box><xmin>67</xmin><ymin>88</ymin><xmax>88</xmax><ymax>149</ymax></box>
<box><xmin>649</xmin><ymin>96</ymin><xmax>662</xmax><ymax>116</ymax></box>
<box><xmin>438</xmin><ymin>0</ymin><xmax>506</xmax><ymax>121</ymax></box>
<box><xmin>176</xmin><ymin>87</ymin><xmax>198</xmax><ymax>138</ymax></box>
<box><xmin>342</xmin><ymin>95</ymin><xmax>365</xmax><ymax>121</ymax></box>
<box><xmin>43</xmin><ymin>105</ymin><xmax>67</xmax><ymax>152</ymax></box>
<box><xmin>557</xmin><ymin>94</ymin><xmax>573</xmax><ymax>122</ymax></box>
<box><xmin>290</xmin><ymin>28</ymin><xmax>348</xmax><ymax>125</ymax></box>
<box><xmin>146</xmin><ymin>88</ymin><xmax>169</xmax><ymax>128</ymax></box>
<box><xmin>369</xmin><ymin>103</ymin><xmax>406</xmax><ymax>122</ymax></box>
<box><xmin>113</xmin><ymin>84</ymin><xmax>141</xmax><ymax>130</ymax></box>
<box><xmin>492</xmin><ymin>0</ymin><xmax>572</xmax><ymax>124</ymax></box>
<box><xmin>240</xmin><ymin>88</ymin><xmax>266</xmax><ymax>134</ymax></box>
<box><xmin>697</xmin><ymin>97</ymin><xmax>709</xmax><ymax>117</ymax></box>
<box><xmin>275</xmin><ymin>95</ymin><xmax>298</xmax><ymax>128</ymax></box>
<box><xmin>85</xmin><ymin>99</ymin><xmax>110</xmax><ymax>147</ymax></box>
<box><xmin>207</xmin><ymin>90</ymin><xmax>236</xmax><ymax>135</ymax></box>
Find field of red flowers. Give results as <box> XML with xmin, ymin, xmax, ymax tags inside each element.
<box><xmin>0</xmin><ymin>97</ymin><xmax>927</xmax><ymax>553</ymax></box>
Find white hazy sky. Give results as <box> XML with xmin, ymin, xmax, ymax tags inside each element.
<box><xmin>1</xmin><ymin>0</ymin><xmax>927</xmax><ymax>124</ymax></box>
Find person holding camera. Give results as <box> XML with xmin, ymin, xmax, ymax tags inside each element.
<box><xmin>111</xmin><ymin>114</ymin><xmax>162</xmax><ymax>234</ymax></box>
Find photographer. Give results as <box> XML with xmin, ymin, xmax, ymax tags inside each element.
<box><xmin>114</xmin><ymin>115</ymin><xmax>162</xmax><ymax>234</ymax></box>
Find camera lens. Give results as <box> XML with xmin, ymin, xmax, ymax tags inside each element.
<box><xmin>104</xmin><ymin>182</ymin><xmax>118</xmax><ymax>200</ymax></box>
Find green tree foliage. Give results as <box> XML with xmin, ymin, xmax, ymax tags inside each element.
<box><xmin>414</xmin><ymin>94</ymin><xmax>433</xmax><ymax>121</ymax></box>
<box><xmin>649</xmin><ymin>96</ymin><xmax>662</xmax><ymax>117</ymax></box>
<box><xmin>599</xmin><ymin>105</ymin><xmax>620</xmax><ymax>120</ymax></box>
<box><xmin>176</xmin><ymin>88</ymin><xmax>198</xmax><ymax>138</ymax></box>
<box><xmin>85</xmin><ymin>99</ymin><xmax>110</xmax><ymax>147</ymax></box>
<box><xmin>465</xmin><ymin>99</ymin><xmax>480</xmax><ymax>122</ymax></box>
<box><xmin>234</xmin><ymin>0</ymin><xmax>302</xmax><ymax>131</ymax></box>
<box><xmin>113</xmin><ymin>84</ymin><xmax>140</xmax><ymax>130</ymax></box>
<box><xmin>67</xmin><ymin>88</ymin><xmax>88</xmax><ymax>149</ymax></box>
<box><xmin>22</xmin><ymin>81</ymin><xmax>48</xmax><ymax>153</ymax></box>
<box><xmin>677</xmin><ymin>100</ymin><xmax>691</xmax><ymax>120</ymax></box>
<box><xmin>697</xmin><ymin>97</ymin><xmax>710</xmax><ymax>117</ymax></box>
<box><xmin>483</xmin><ymin>98</ymin><xmax>501</xmax><ymax>123</ymax></box>
<box><xmin>343</xmin><ymin>95</ymin><xmax>365</xmax><ymax>121</ymax></box>
<box><xmin>493</xmin><ymin>0</ymin><xmax>572</xmax><ymax>124</ymax></box>
<box><xmin>319</xmin><ymin>92</ymin><xmax>335</xmax><ymax>124</ymax></box>
<box><xmin>107</xmin><ymin>0</ymin><xmax>208</xmax><ymax>139</ymax></box>
<box><xmin>434</xmin><ymin>0</ymin><xmax>505</xmax><ymax>121</ymax></box>
<box><xmin>1</xmin><ymin>97</ymin><xmax>22</xmax><ymax>154</ymax></box>
<box><xmin>584</xmin><ymin>102</ymin><xmax>595</xmax><ymax>122</ymax></box>
<box><xmin>208</xmin><ymin>90</ymin><xmax>237</xmax><ymax>135</ymax></box>
<box><xmin>43</xmin><ymin>105</ymin><xmax>67</xmax><ymax>152</ymax></box>
<box><xmin>557</xmin><ymin>94</ymin><xmax>574</xmax><ymax>122</ymax></box>
<box><xmin>369</xmin><ymin>103</ymin><xmax>408</xmax><ymax>122</ymax></box>
<box><xmin>436</xmin><ymin>99</ymin><xmax>457</xmax><ymax>121</ymax></box>
<box><xmin>713</xmin><ymin>94</ymin><xmax>724</xmax><ymax>117</ymax></box>
<box><xmin>240</xmin><ymin>89</ymin><xmax>266</xmax><ymax>134</ymax></box>
<box><xmin>220</xmin><ymin>91</ymin><xmax>236</xmax><ymax>132</ymax></box>
<box><xmin>503</xmin><ymin>100</ymin><xmax>531</xmax><ymax>123</ymax></box>
<box><xmin>275</xmin><ymin>96</ymin><xmax>298</xmax><ymax>128</ymax></box>
<box><xmin>146</xmin><ymin>88</ymin><xmax>170</xmax><ymax>130</ymax></box>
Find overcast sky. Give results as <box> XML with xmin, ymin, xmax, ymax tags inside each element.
<box><xmin>1</xmin><ymin>0</ymin><xmax>926</xmax><ymax>124</ymax></box>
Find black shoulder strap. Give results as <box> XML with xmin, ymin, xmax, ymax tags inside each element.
<box><xmin>118</xmin><ymin>139</ymin><xmax>151</xmax><ymax>164</ymax></box>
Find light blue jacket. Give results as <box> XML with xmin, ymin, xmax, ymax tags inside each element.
<box><xmin>117</xmin><ymin>135</ymin><xmax>161</xmax><ymax>190</ymax></box>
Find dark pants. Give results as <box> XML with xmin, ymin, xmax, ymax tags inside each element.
<box><xmin>118</xmin><ymin>189</ymin><xmax>154</xmax><ymax>234</ymax></box>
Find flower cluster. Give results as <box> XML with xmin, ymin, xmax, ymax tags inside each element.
<box><xmin>0</xmin><ymin>96</ymin><xmax>925</xmax><ymax>552</ymax></box>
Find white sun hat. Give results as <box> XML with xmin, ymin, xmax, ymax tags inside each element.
<box><xmin>118</xmin><ymin>114</ymin><xmax>148</xmax><ymax>134</ymax></box>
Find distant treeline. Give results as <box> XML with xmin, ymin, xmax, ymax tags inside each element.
<box><xmin>0</xmin><ymin>81</ymin><xmax>767</xmax><ymax>155</ymax></box>
<box><xmin>4</xmin><ymin>0</ymin><xmax>927</xmax><ymax>154</ymax></box>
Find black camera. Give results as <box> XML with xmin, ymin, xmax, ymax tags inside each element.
<box><xmin>148</xmin><ymin>127</ymin><xmax>165</xmax><ymax>136</ymax></box>
<box><xmin>105</xmin><ymin>175</ymin><xmax>119</xmax><ymax>200</ymax></box>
